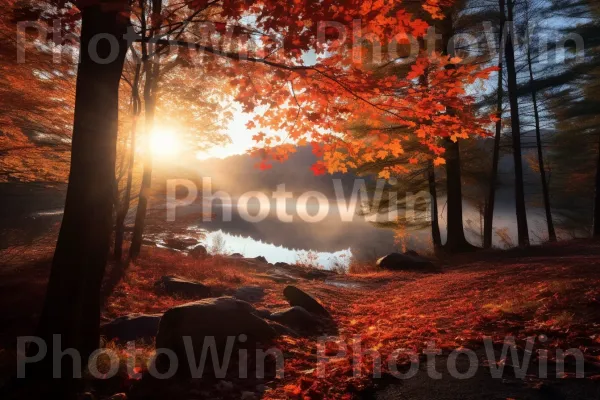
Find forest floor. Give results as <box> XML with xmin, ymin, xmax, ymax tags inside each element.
<box><xmin>1</xmin><ymin>239</ymin><xmax>600</xmax><ymax>399</ymax></box>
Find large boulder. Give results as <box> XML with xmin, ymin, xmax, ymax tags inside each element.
<box><xmin>155</xmin><ymin>275</ymin><xmax>212</xmax><ymax>298</ymax></box>
<box><xmin>283</xmin><ymin>286</ymin><xmax>330</xmax><ymax>317</ymax></box>
<box><xmin>268</xmin><ymin>307</ymin><xmax>323</xmax><ymax>335</ymax></box>
<box><xmin>376</xmin><ymin>252</ymin><xmax>434</xmax><ymax>271</ymax></box>
<box><xmin>155</xmin><ymin>297</ymin><xmax>277</xmax><ymax>374</ymax></box>
<box><xmin>233</xmin><ymin>286</ymin><xmax>265</xmax><ymax>303</ymax></box>
<box><xmin>100</xmin><ymin>314</ymin><xmax>161</xmax><ymax>342</ymax></box>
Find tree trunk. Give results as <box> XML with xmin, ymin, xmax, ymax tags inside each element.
<box><xmin>128</xmin><ymin>68</ymin><xmax>156</xmax><ymax>260</ymax></box>
<box><xmin>505</xmin><ymin>0</ymin><xmax>530</xmax><ymax>247</ymax></box>
<box><xmin>438</xmin><ymin>11</ymin><xmax>475</xmax><ymax>252</ymax></box>
<box><xmin>483</xmin><ymin>0</ymin><xmax>506</xmax><ymax>249</ymax></box>
<box><xmin>594</xmin><ymin>136</ymin><xmax>600</xmax><ymax>236</ymax></box>
<box><xmin>444</xmin><ymin>138</ymin><xmax>474</xmax><ymax>250</ymax></box>
<box><xmin>33</xmin><ymin>2</ymin><xmax>128</xmax><ymax>380</ymax></box>
<box><xmin>129</xmin><ymin>0</ymin><xmax>161</xmax><ymax>260</ymax></box>
<box><xmin>526</xmin><ymin>27</ymin><xmax>556</xmax><ymax>242</ymax></box>
<box><xmin>114</xmin><ymin>64</ymin><xmax>142</xmax><ymax>260</ymax></box>
<box><xmin>428</xmin><ymin>159</ymin><xmax>442</xmax><ymax>248</ymax></box>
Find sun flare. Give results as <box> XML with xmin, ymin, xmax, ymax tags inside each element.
<box><xmin>150</xmin><ymin>127</ymin><xmax>181</xmax><ymax>159</ymax></box>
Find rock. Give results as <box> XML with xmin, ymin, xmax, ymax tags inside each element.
<box><xmin>164</xmin><ymin>237</ymin><xmax>198</xmax><ymax>251</ymax></box>
<box><xmin>230</xmin><ymin>253</ymin><xmax>244</xmax><ymax>258</ymax></box>
<box><xmin>155</xmin><ymin>275</ymin><xmax>212</xmax><ymax>298</ymax></box>
<box><xmin>241</xmin><ymin>391</ymin><xmax>256</xmax><ymax>400</ymax></box>
<box><xmin>155</xmin><ymin>297</ymin><xmax>277</xmax><ymax>374</ymax></box>
<box><xmin>100</xmin><ymin>313</ymin><xmax>161</xmax><ymax>342</ymax></box>
<box><xmin>254</xmin><ymin>308</ymin><xmax>272</xmax><ymax>319</ymax></box>
<box><xmin>254</xmin><ymin>256</ymin><xmax>268</xmax><ymax>263</ymax></box>
<box><xmin>141</xmin><ymin>239</ymin><xmax>156</xmax><ymax>247</ymax></box>
<box><xmin>300</xmin><ymin>269</ymin><xmax>329</xmax><ymax>280</ymax></box>
<box><xmin>267</xmin><ymin>321</ymin><xmax>299</xmax><ymax>337</ymax></box>
<box><xmin>274</xmin><ymin>262</ymin><xmax>290</xmax><ymax>268</ymax></box>
<box><xmin>189</xmin><ymin>244</ymin><xmax>208</xmax><ymax>259</ymax></box>
<box><xmin>376</xmin><ymin>252</ymin><xmax>434</xmax><ymax>271</ymax></box>
<box><xmin>283</xmin><ymin>286</ymin><xmax>330</xmax><ymax>317</ymax></box>
<box><xmin>233</xmin><ymin>286</ymin><xmax>265</xmax><ymax>303</ymax></box>
<box><xmin>268</xmin><ymin>307</ymin><xmax>322</xmax><ymax>334</ymax></box>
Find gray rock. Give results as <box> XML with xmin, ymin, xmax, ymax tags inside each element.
<box><xmin>254</xmin><ymin>256</ymin><xmax>268</xmax><ymax>263</ymax></box>
<box><xmin>283</xmin><ymin>286</ymin><xmax>330</xmax><ymax>317</ymax></box>
<box><xmin>155</xmin><ymin>297</ymin><xmax>277</xmax><ymax>373</ymax></box>
<box><xmin>100</xmin><ymin>314</ymin><xmax>161</xmax><ymax>342</ymax></box>
<box><xmin>230</xmin><ymin>253</ymin><xmax>244</xmax><ymax>258</ymax></box>
<box><xmin>155</xmin><ymin>275</ymin><xmax>212</xmax><ymax>298</ymax></box>
<box><xmin>233</xmin><ymin>286</ymin><xmax>265</xmax><ymax>303</ymax></box>
<box><xmin>376</xmin><ymin>252</ymin><xmax>434</xmax><ymax>271</ymax></box>
<box><xmin>268</xmin><ymin>307</ymin><xmax>323</xmax><ymax>334</ymax></box>
<box><xmin>189</xmin><ymin>244</ymin><xmax>208</xmax><ymax>259</ymax></box>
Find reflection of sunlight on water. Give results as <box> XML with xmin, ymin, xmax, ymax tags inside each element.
<box><xmin>191</xmin><ymin>228</ymin><xmax>352</xmax><ymax>269</ymax></box>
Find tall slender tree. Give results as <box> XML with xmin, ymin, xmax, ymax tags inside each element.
<box><xmin>483</xmin><ymin>0</ymin><xmax>506</xmax><ymax>249</ymax></box>
<box><xmin>505</xmin><ymin>0</ymin><xmax>530</xmax><ymax>246</ymax></box>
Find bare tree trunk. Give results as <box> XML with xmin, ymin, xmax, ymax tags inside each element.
<box><xmin>483</xmin><ymin>0</ymin><xmax>506</xmax><ymax>249</ymax></box>
<box><xmin>33</xmin><ymin>2</ymin><xmax>128</xmax><ymax>381</ymax></box>
<box><xmin>525</xmin><ymin>6</ymin><xmax>556</xmax><ymax>242</ymax></box>
<box><xmin>115</xmin><ymin>63</ymin><xmax>142</xmax><ymax>260</ymax></box>
<box><xmin>505</xmin><ymin>0</ymin><xmax>530</xmax><ymax>247</ymax></box>
<box><xmin>129</xmin><ymin>0</ymin><xmax>161</xmax><ymax>260</ymax></box>
<box><xmin>428</xmin><ymin>159</ymin><xmax>442</xmax><ymax>248</ymax></box>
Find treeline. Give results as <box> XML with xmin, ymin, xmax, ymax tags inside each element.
<box><xmin>355</xmin><ymin>0</ymin><xmax>600</xmax><ymax>251</ymax></box>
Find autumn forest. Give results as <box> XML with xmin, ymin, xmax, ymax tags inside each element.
<box><xmin>1</xmin><ymin>0</ymin><xmax>600</xmax><ymax>399</ymax></box>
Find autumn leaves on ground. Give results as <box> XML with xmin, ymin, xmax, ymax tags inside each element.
<box><xmin>2</xmin><ymin>240</ymin><xmax>600</xmax><ymax>399</ymax></box>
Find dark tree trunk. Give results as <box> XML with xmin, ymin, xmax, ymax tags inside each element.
<box><xmin>114</xmin><ymin>64</ymin><xmax>142</xmax><ymax>261</ymax></box>
<box><xmin>129</xmin><ymin>0</ymin><xmax>161</xmax><ymax>260</ymax></box>
<box><xmin>594</xmin><ymin>137</ymin><xmax>600</xmax><ymax>236</ymax></box>
<box><xmin>129</xmin><ymin>62</ymin><xmax>158</xmax><ymax>260</ymax></box>
<box><xmin>438</xmin><ymin>11</ymin><xmax>475</xmax><ymax>252</ymax></box>
<box><xmin>33</xmin><ymin>2</ymin><xmax>128</xmax><ymax>380</ymax></box>
<box><xmin>526</xmin><ymin>27</ymin><xmax>556</xmax><ymax>242</ymax></box>
<box><xmin>444</xmin><ymin>138</ymin><xmax>474</xmax><ymax>251</ymax></box>
<box><xmin>428</xmin><ymin>159</ymin><xmax>442</xmax><ymax>248</ymax></box>
<box><xmin>505</xmin><ymin>0</ymin><xmax>530</xmax><ymax>247</ymax></box>
<box><xmin>483</xmin><ymin>0</ymin><xmax>506</xmax><ymax>249</ymax></box>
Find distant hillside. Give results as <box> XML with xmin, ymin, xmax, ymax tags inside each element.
<box><xmin>193</xmin><ymin>145</ymin><xmax>360</xmax><ymax>197</ymax></box>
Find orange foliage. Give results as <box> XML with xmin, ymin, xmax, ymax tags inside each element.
<box><xmin>103</xmin><ymin>246</ymin><xmax>600</xmax><ymax>399</ymax></box>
